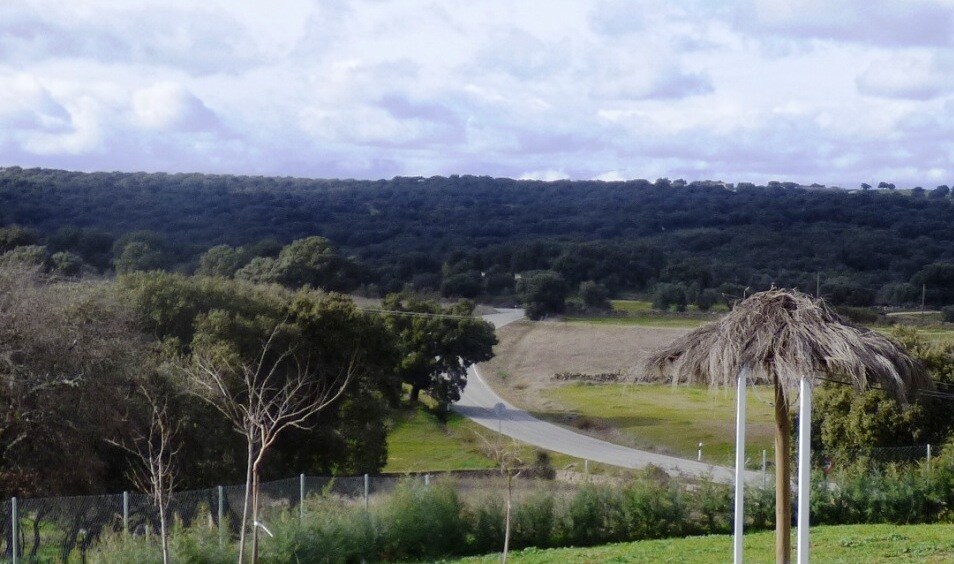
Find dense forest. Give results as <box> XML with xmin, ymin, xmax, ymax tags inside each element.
<box><xmin>2</xmin><ymin>167</ymin><xmax>954</xmax><ymax>311</ymax></box>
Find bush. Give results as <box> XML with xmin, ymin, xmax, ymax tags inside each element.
<box><xmin>622</xmin><ymin>474</ymin><xmax>689</xmax><ymax>539</ymax></box>
<box><xmin>264</xmin><ymin>497</ymin><xmax>375</xmax><ymax>563</ymax></box>
<box><xmin>377</xmin><ymin>480</ymin><xmax>465</xmax><ymax>561</ymax></box>
<box><xmin>466</xmin><ymin>495</ymin><xmax>504</xmax><ymax>555</ymax></box>
<box><xmin>512</xmin><ymin>490</ymin><xmax>555</xmax><ymax>549</ymax></box>
<box><xmin>558</xmin><ymin>484</ymin><xmax>627</xmax><ymax>546</ymax></box>
<box><xmin>943</xmin><ymin>306</ymin><xmax>954</xmax><ymax>323</ymax></box>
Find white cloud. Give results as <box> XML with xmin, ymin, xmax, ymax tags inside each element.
<box><xmin>856</xmin><ymin>54</ymin><xmax>953</xmax><ymax>100</ymax></box>
<box><xmin>520</xmin><ymin>169</ymin><xmax>570</xmax><ymax>181</ymax></box>
<box><xmin>131</xmin><ymin>82</ymin><xmax>222</xmax><ymax>132</ymax></box>
<box><xmin>0</xmin><ymin>0</ymin><xmax>953</xmax><ymax>186</ymax></box>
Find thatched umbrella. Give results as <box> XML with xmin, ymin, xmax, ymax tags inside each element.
<box><xmin>643</xmin><ymin>289</ymin><xmax>929</xmax><ymax>564</ymax></box>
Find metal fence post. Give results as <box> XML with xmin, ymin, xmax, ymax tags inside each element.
<box><xmin>761</xmin><ymin>449</ymin><xmax>767</xmax><ymax>488</ymax></box>
<box><xmin>697</xmin><ymin>443</ymin><xmax>703</xmax><ymax>461</ymax></box>
<box><xmin>11</xmin><ymin>496</ymin><xmax>17</xmax><ymax>564</ymax></box>
<box><xmin>123</xmin><ymin>491</ymin><xmax>129</xmax><ymax>536</ymax></box>
<box><xmin>299</xmin><ymin>473</ymin><xmax>305</xmax><ymax>521</ymax></box>
<box><xmin>217</xmin><ymin>485</ymin><xmax>224</xmax><ymax>548</ymax></box>
<box><xmin>927</xmin><ymin>444</ymin><xmax>932</xmax><ymax>470</ymax></box>
<box><xmin>363</xmin><ymin>474</ymin><xmax>369</xmax><ymax>511</ymax></box>
<box><xmin>584</xmin><ymin>459</ymin><xmax>589</xmax><ymax>476</ymax></box>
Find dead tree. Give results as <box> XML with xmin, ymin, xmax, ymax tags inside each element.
<box><xmin>109</xmin><ymin>389</ymin><xmax>180</xmax><ymax>564</ymax></box>
<box><xmin>182</xmin><ymin>325</ymin><xmax>354</xmax><ymax>564</ymax></box>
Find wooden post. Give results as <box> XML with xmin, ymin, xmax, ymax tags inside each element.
<box><xmin>774</xmin><ymin>377</ymin><xmax>792</xmax><ymax>564</ymax></box>
<box><xmin>733</xmin><ymin>369</ymin><xmax>748</xmax><ymax>564</ymax></box>
<box><xmin>796</xmin><ymin>377</ymin><xmax>812</xmax><ymax>564</ymax></box>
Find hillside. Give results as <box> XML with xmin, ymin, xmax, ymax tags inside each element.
<box><xmin>2</xmin><ymin>167</ymin><xmax>954</xmax><ymax>306</ymax></box>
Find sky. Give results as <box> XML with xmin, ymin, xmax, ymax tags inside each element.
<box><xmin>2</xmin><ymin>0</ymin><xmax>954</xmax><ymax>187</ymax></box>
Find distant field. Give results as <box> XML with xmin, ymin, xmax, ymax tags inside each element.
<box><xmin>565</xmin><ymin>299</ymin><xmax>722</xmax><ymax>328</ymax></box>
<box><xmin>450</xmin><ymin>523</ymin><xmax>954</xmax><ymax>563</ymax></box>
<box><xmin>542</xmin><ymin>383</ymin><xmax>775</xmax><ymax>464</ymax></box>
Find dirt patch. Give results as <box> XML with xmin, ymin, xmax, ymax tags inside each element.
<box><xmin>479</xmin><ymin>320</ymin><xmax>688</xmax><ymax>411</ymax></box>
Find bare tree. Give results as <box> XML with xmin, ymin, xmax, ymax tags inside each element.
<box><xmin>475</xmin><ymin>429</ymin><xmax>523</xmax><ymax>564</ymax></box>
<box><xmin>181</xmin><ymin>324</ymin><xmax>354</xmax><ymax>564</ymax></box>
<box><xmin>109</xmin><ymin>389</ymin><xmax>180</xmax><ymax>564</ymax></box>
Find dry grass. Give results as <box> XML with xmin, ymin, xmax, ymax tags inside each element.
<box><xmin>480</xmin><ymin>320</ymin><xmax>689</xmax><ymax>412</ymax></box>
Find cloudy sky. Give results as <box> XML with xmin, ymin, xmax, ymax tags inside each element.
<box><xmin>2</xmin><ymin>0</ymin><xmax>954</xmax><ymax>186</ymax></box>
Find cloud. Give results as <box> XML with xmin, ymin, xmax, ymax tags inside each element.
<box><xmin>0</xmin><ymin>2</ymin><xmax>264</xmax><ymax>74</ymax></box>
<box><xmin>519</xmin><ymin>169</ymin><xmax>570</xmax><ymax>181</ymax></box>
<box><xmin>735</xmin><ymin>0</ymin><xmax>954</xmax><ymax>47</ymax></box>
<box><xmin>0</xmin><ymin>75</ymin><xmax>71</xmax><ymax>132</ymax></box>
<box><xmin>856</xmin><ymin>54</ymin><xmax>954</xmax><ymax>100</ymax></box>
<box><xmin>131</xmin><ymin>83</ymin><xmax>223</xmax><ymax>132</ymax></box>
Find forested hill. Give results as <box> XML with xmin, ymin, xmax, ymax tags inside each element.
<box><xmin>2</xmin><ymin>166</ymin><xmax>954</xmax><ymax>307</ymax></box>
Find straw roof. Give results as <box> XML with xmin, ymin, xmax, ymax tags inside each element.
<box><xmin>643</xmin><ymin>289</ymin><xmax>930</xmax><ymax>403</ymax></box>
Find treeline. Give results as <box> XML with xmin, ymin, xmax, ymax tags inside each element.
<box><xmin>0</xmin><ymin>263</ymin><xmax>494</xmax><ymax>498</ymax></box>
<box><xmin>2</xmin><ymin>167</ymin><xmax>954</xmax><ymax>309</ymax></box>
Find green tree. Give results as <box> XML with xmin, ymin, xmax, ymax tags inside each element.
<box><xmin>516</xmin><ymin>270</ymin><xmax>568</xmax><ymax>320</ymax></box>
<box><xmin>382</xmin><ymin>294</ymin><xmax>496</xmax><ymax>405</ymax></box>
<box><xmin>196</xmin><ymin>244</ymin><xmax>246</xmax><ymax>277</ymax></box>
<box><xmin>579</xmin><ymin>280</ymin><xmax>610</xmax><ymax>309</ymax></box>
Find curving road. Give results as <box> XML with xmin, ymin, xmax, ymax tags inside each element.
<box><xmin>454</xmin><ymin>308</ymin><xmax>758</xmax><ymax>484</ymax></box>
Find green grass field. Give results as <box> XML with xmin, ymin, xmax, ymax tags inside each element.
<box><xmin>450</xmin><ymin>523</ymin><xmax>954</xmax><ymax>563</ymax></box>
<box><xmin>542</xmin><ymin>383</ymin><xmax>776</xmax><ymax>464</ymax></box>
<box><xmin>565</xmin><ymin>300</ymin><xmax>722</xmax><ymax>328</ymax></box>
<box><xmin>385</xmin><ymin>407</ymin><xmax>498</xmax><ymax>472</ymax></box>
<box><xmin>385</xmin><ymin>404</ymin><xmax>615</xmax><ymax>475</ymax></box>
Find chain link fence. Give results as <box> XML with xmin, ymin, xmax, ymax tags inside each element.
<box><xmin>0</xmin><ymin>444</ymin><xmax>942</xmax><ymax>562</ymax></box>
<box><xmin>0</xmin><ymin>470</ymin><xmax>513</xmax><ymax>562</ymax></box>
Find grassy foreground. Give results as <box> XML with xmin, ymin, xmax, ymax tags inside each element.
<box><xmin>543</xmin><ymin>383</ymin><xmax>775</xmax><ymax>464</ymax></box>
<box><xmin>450</xmin><ymin>523</ymin><xmax>954</xmax><ymax>563</ymax></box>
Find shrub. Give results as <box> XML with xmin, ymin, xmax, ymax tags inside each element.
<box><xmin>622</xmin><ymin>474</ymin><xmax>689</xmax><ymax>539</ymax></box>
<box><xmin>376</xmin><ymin>480</ymin><xmax>465</xmax><ymax>561</ymax></box>
<box><xmin>558</xmin><ymin>484</ymin><xmax>627</xmax><ymax>546</ymax></box>
<box><xmin>512</xmin><ymin>491</ymin><xmax>555</xmax><ymax>549</ymax></box>
<box><xmin>942</xmin><ymin>305</ymin><xmax>954</xmax><ymax>323</ymax></box>
<box><xmin>263</xmin><ymin>497</ymin><xmax>375</xmax><ymax>564</ymax></box>
<box><xmin>466</xmin><ymin>495</ymin><xmax>504</xmax><ymax>555</ymax></box>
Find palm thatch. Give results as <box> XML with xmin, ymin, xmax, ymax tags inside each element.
<box><xmin>643</xmin><ymin>289</ymin><xmax>930</xmax><ymax>402</ymax></box>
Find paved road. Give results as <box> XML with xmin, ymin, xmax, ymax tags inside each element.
<box><xmin>454</xmin><ymin>309</ymin><xmax>759</xmax><ymax>484</ymax></box>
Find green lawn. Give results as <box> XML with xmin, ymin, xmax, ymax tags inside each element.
<box><xmin>385</xmin><ymin>405</ymin><xmax>615</xmax><ymax>475</ymax></box>
<box><xmin>385</xmin><ymin>407</ymin><xmax>497</xmax><ymax>472</ymax></box>
<box><xmin>450</xmin><ymin>523</ymin><xmax>954</xmax><ymax>563</ymax></box>
<box><xmin>542</xmin><ymin>383</ymin><xmax>776</xmax><ymax>465</ymax></box>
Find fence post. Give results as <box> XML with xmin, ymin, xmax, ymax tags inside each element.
<box><xmin>927</xmin><ymin>444</ymin><xmax>932</xmax><ymax>470</ymax></box>
<box><xmin>10</xmin><ymin>497</ymin><xmax>17</xmax><ymax>564</ymax></box>
<box><xmin>217</xmin><ymin>485</ymin><xmax>224</xmax><ymax>548</ymax></box>
<box><xmin>123</xmin><ymin>491</ymin><xmax>129</xmax><ymax>536</ymax></box>
<box><xmin>697</xmin><ymin>443</ymin><xmax>703</xmax><ymax>462</ymax></box>
<box><xmin>761</xmin><ymin>449</ymin><xmax>767</xmax><ymax>488</ymax></box>
<box><xmin>299</xmin><ymin>473</ymin><xmax>305</xmax><ymax>521</ymax></box>
<box><xmin>363</xmin><ymin>474</ymin><xmax>369</xmax><ymax>511</ymax></box>
<box><xmin>584</xmin><ymin>459</ymin><xmax>589</xmax><ymax>476</ymax></box>
<box><xmin>424</xmin><ymin>473</ymin><xmax>430</xmax><ymax>487</ymax></box>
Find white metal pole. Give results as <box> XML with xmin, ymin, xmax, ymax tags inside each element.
<box><xmin>10</xmin><ymin>497</ymin><xmax>17</xmax><ymax>564</ymax></box>
<box><xmin>927</xmin><ymin>444</ymin><xmax>932</xmax><ymax>471</ymax></box>
<box><xmin>733</xmin><ymin>369</ymin><xmax>747</xmax><ymax>564</ymax></box>
<box><xmin>123</xmin><ymin>491</ymin><xmax>129</xmax><ymax>536</ymax></box>
<box><xmin>299</xmin><ymin>473</ymin><xmax>305</xmax><ymax>521</ymax></box>
<box><xmin>797</xmin><ymin>377</ymin><xmax>813</xmax><ymax>564</ymax></box>
<box><xmin>364</xmin><ymin>474</ymin><xmax>370</xmax><ymax>511</ymax></box>
<box><xmin>217</xmin><ymin>485</ymin><xmax>224</xmax><ymax>548</ymax></box>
